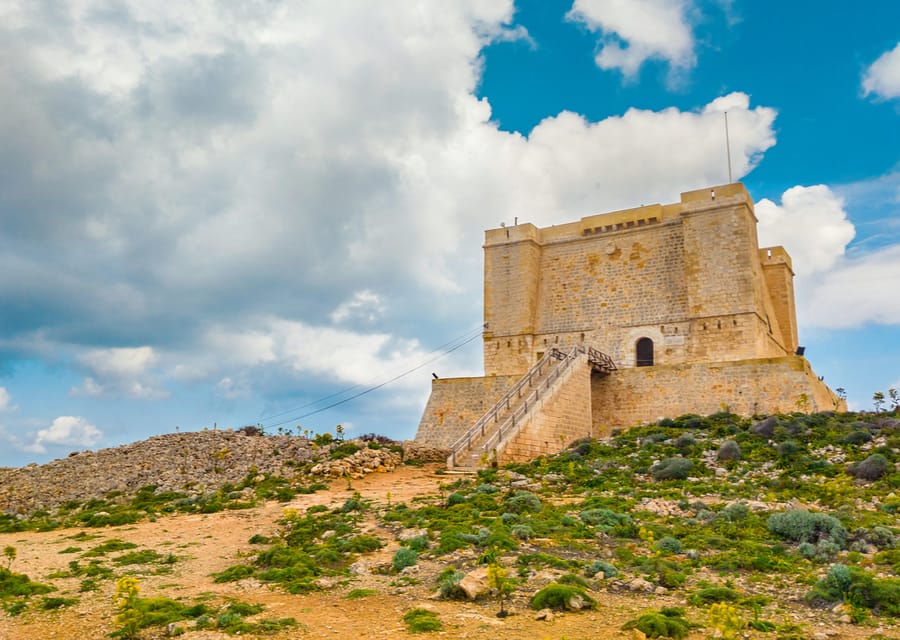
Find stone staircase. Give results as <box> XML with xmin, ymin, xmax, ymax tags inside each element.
<box><xmin>446</xmin><ymin>346</ymin><xmax>614</xmax><ymax>470</ymax></box>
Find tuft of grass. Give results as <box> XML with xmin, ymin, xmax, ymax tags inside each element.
<box><xmin>403</xmin><ymin>608</ymin><xmax>442</xmax><ymax>633</ymax></box>
<box><xmin>40</xmin><ymin>596</ymin><xmax>78</xmax><ymax>610</ymax></box>
<box><xmin>622</xmin><ymin>607</ymin><xmax>693</xmax><ymax>639</ymax></box>
<box><xmin>345</xmin><ymin>588</ymin><xmax>378</xmax><ymax>599</ymax></box>
<box><xmin>530</xmin><ymin>583</ymin><xmax>596</xmax><ymax>611</ymax></box>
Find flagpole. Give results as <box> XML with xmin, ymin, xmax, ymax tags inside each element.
<box><xmin>724</xmin><ymin>111</ymin><xmax>733</xmax><ymax>183</ymax></box>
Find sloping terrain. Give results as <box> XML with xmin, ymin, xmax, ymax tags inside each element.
<box><xmin>1</xmin><ymin>413</ymin><xmax>899</xmax><ymax>639</ymax></box>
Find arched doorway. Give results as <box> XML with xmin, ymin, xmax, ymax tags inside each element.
<box><xmin>636</xmin><ymin>337</ymin><xmax>654</xmax><ymax>367</ymax></box>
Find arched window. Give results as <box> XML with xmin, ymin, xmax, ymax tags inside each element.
<box><xmin>636</xmin><ymin>337</ymin><xmax>654</xmax><ymax>367</ymax></box>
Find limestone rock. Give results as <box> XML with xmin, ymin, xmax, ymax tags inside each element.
<box><xmin>534</xmin><ymin>608</ymin><xmax>554</xmax><ymax>621</ymax></box>
<box><xmin>458</xmin><ymin>567</ymin><xmax>489</xmax><ymax>600</ymax></box>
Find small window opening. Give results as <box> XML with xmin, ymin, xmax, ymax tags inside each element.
<box><xmin>636</xmin><ymin>338</ymin><xmax>654</xmax><ymax>367</ymax></box>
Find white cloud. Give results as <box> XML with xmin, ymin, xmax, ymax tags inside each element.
<box><xmin>217</xmin><ymin>376</ymin><xmax>250</xmax><ymax>400</ymax></box>
<box><xmin>72</xmin><ymin>346</ymin><xmax>166</xmax><ymax>398</ymax></box>
<box><xmin>79</xmin><ymin>346</ymin><xmax>157</xmax><ymax>377</ymax></box>
<box><xmin>863</xmin><ymin>42</ymin><xmax>900</xmax><ymax>100</ymax></box>
<box><xmin>0</xmin><ymin>2</ymin><xmax>781</xmax><ymax>422</ymax></box>
<box><xmin>331</xmin><ymin>290</ymin><xmax>386</xmax><ymax>324</ymax></box>
<box><xmin>567</xmin><ymin>0</ymin><xmax>696</xmax><ymax>77</ymax></box>
<box><xmin>803</xmin><ymin>244</ymin><xmax>900</xmax><ymax>328</ymax></box>
<box><xmin>23</xmin><ymin>416</ymin><xmax>103</xmax><ymax>454</ymax></box>
<box><xmin>756</xmin><ymin>181</ymin><xmax>900</xmax><ymax>330</ymax></box>
<box><xmin>756</xmin><ymin>185</ymin><xmax>856</xmax><ymax>276</ymax></box>
<box><xmin>0</xmin><ymin>387</ymin><xmax>12</xmax><ymax>412</ymax></box>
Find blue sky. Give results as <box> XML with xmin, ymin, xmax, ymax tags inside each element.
<box><xmin>1</xmin><ymin>0</ymin><xmax>898</xmax><ymax>467</ymax></box>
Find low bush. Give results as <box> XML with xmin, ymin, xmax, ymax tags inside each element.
<box><xmin>579</xmin><ymin>508</ymin><xmax>631</xmax><ymax>529</ymax></box>
<box><xmin>687</xmin><ymin>586</ymin><xmax>740</xmax><ymax>605</ymax></box>
<box><xmin>767</xmin><ymin>509</ymin><xmax>847</xmax><ymax>547</ymax></box>
<box><xmin>651</xmin><ymin>457</ymin><xmax>694</xmax><ymax>481</ymax></box>
<box><xmin>622</xmin><ymin>607</ymin><xmax>693</xmax><ymax>639</ymax></box>
<box><xmin>392</xmin><ymin>548</ymin><xmax>418</xmax><ymax>572</ymax></box>
<box><xmin>719</xmin><ymin>503</ymin><xmax>749</xmax><ymax>522</ymax></box>
<box><xmin>437</xmin><ymin>569</ymin><xmax>466</xmax><ymax>600</ymax></box>
<box><xmin>717</xmin><ymin>440</ymin><xmax>741</xmax><ymax>461</ymax></box>
<box><xmin>504</xmin><ymin>491</ymin><xmax>541</xmax><ymax>514</ymax></box>
<box><xmin>530</xmin><ymin>583</ymin><xmax>596</xmax><ymax>611</ymax></box>
<box><xmin>655</xmin><ymin>536</ymin><xmax>683</xmax><ymax>555</ymax></box>
<box><xmin>403</xmin><ymin>608</ymin><xmax>442</xmax><ymax>633</ymax></box>
<box><xmin>585</xmin><ymin>560</ymin><xmax>618</xmax><ymax>578</ymax></box>
<box><xmin>848</xmin><ymin>454</ymin><xmax>890</xmax><ymax>481</ymax></box>
<box><xmin>809</xmin><ymin>564</ymin><xmax>900</xmax><ymax>615</ymax></box>
<box><xmin>0</xmin><ymin>567</ymin><xmax>54</xmax><ymax>598</ymax></box>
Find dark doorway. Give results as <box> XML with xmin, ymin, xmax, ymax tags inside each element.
<box><xmin>636</xmin><ymin>337</ymin><xmax>654</xmax><ymax>367</ymax></box>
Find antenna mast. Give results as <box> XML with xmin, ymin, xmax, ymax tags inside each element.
<box><xmin>724</xmin><ymin>111</ymin><xmax>733</xmax><ymax>183</ymax></box>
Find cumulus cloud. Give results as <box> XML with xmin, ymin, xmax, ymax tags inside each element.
<box><xmin>72</xmin><ymin>346</ymin><xmax>166</xmax><ymax>398</ymax></box>
<box><xmin>0</xmin><ymin>387</ymin><xmax>12</xmax><ymax>412</ymax></box>
<box><xmin>23</xmin><ymin>416</ymin><xmax>103</xmax><ymax>454</ymax></box>
<box><xmin>567</xmin><ymin>0</ymin><xmax>696</xmax><ymax>77</ymax></box>
<box><xmin>0</xmin><ymin>2</ymin><xmax>779</xmax><ymax>425</ymax></box>
<box><xmin>863</xmin><ymin>42</ymin><xmax>900</xmax><ymax>100</ymax></box>
<box><xmin>331</xmin><ymin>290</ymin><xmax>387</xmax><ymax>324</ymax></box>
<box><xmin>757</xmin><ymin>182</ymin><xmax>900</xmax><ymax>330</ymax></box>
<box><xmin>803</xmin><ymin>244</ymin><xmax>900</xmax><ymax>328</ymax></box>
<box><xmin>756</xmin><ymin>185</ymin><xmax>856</xmax><ymax>276</ymax></box>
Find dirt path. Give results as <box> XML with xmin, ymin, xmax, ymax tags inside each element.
<box><xmin>0</xmin><ymin>464</ymin><xmax>893</xmax><ymax>639</ymax></box>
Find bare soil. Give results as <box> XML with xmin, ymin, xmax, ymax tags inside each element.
<box><xmin>0</xmin><ymin>464</ymin><xmax>894</xmax><ymax>639</ymax></box>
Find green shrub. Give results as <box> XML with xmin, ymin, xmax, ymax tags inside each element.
<box><xmin>655</xmin><ymin>536</ymin><xmax>683</xmax><ymax>555</ymax></box>
<box><xmin>717</xmin><ymin>440</ymin><xmax>741</xmax><ymax>461</ymax></box>
<box><xmin>403</xmin><ymin>608</ymin><xmax>442</xmax><ymax>633</ymax></box>
<box><xmin>553</xmin><ymin>573</ymin><xmax>586</xmax><ymax>589</ymax></box>
<box><xmin>622</xmin><ymin>607</ymin><xmax>692</xmax><ymax>639</ymax></box>
<box><xmin>810</xmin><ymin>564</ymin><xmax>900</xmax><ymax>615</ymax></box>
<box><xmin>776</xmin><ymin>440</ymin><xmax>801</xmax><ymax>458</ymax></box>
<box><xmin>750</xmin><ymin>416</ymin><xmax>777</xmax><ymax>438</ymax></box>
<box><xmin>579</xmin><ymin>508</ymin><xmax>631</xmax><ymax>528</ymax></box>
<box><xmin>342</xmin><ymin>535</ymin><xmax>383</xmax><ymax>553</ymax></box>
<box><xmin>330</xmin><ymin>442</ymin><xmax>361</xmax><ymax>460</ymax></box>
<box><xmin>402</xmin><ymin>535</ymin><xmax>430</xmax><ymax>552</ymax></box>
<box><xmin>530</xmin><ymin>583</ymin><xmax>596</xmax><ymax>611</ymax></box>
<box><xmin>843</xmin><ymin>430</ymin><xmax>873</xmax><ymax>445</ymax></box>
<box><xmin>0</xmin><ymin>567</ymin><xmax>54</xmax><ymax>598</ymax></box>
<box><xmin>511</xmin><ymin>524</ymin><xmax>534</xmax><ymax>541</ymax></box>
<box><xmin>719</xmin><ymin>502</ymin><xmax>750</xmax><ymax>522</ymax></box>
<box><xmin>687</xmin><ymin>586</ymin><xmax>740</xmax><ymax>605</ymax></box>
<box><xmin>767</xmin><ymin>509</ymin><xmax>847</xmax><ymax>547</ymax></box>
<box><xmin>585</xmin><ymin>560</ymin><xmax>618</xmax><ymax>578</ymax></box>
<box><xmin>40</xmin><ymin>596</ymin><xmax>78</xmax><ymax>610</ymax></box>
<box><xmin>392</xmin><ymin>548</ymin><xmax>418</xmax><ymax>572</ymax></box>
<box><xmin>446</xmin><ymin>493</ymin><xmax>467</xmax><ymax>506</ymax></box>
<box><xmin>848</xmin><ymin>454</ymin><xmax>890</xmax><ymax>481</ymax></box>
<box><xmin>212</xmin><ymin>565</ymin><xmax>256</xmax><ymax>583</ymax></box>
<box><xmin>437</xmin><ymin>569</ymin><xmax>467</xmax><ymax>600</ymax></box>
<box><xmin>651</xmin><ymin>457</ymin><xmax>694</xmax><ymax>481</ymax></box>
<box><xmin>345</xmin><ymin>588</ymin><xmax>377</xmax><ymax>599</ymax></box>
<box><xmin>504</xmin><ymin>491</ymin><xmax>541</xmax><ymax>514</ymax></box>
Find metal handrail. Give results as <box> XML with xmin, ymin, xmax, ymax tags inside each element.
<box><xmin>446</xmin><ymin>343</ymin><xmax>617</xmax><ymax>467</ymax></box>
<box><xmin>447</xmin><ymin>348</ymin><xmax>565</xmax><ymax>455</ymax></box>
<box><xmin>475</xmin><ymin>347</ymin><xmax>585</xmax><ymax>459</ymax></box>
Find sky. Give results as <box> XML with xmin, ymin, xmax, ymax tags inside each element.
<box><xmin>1</xmin><ymin>0</ymin><xmax>898</xmax><ymax>467</ymax></box>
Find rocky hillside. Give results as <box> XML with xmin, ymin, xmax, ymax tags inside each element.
<box><xmin>0</xmin><ymin>429</ymin><xmax>446</xmax><ymax>516</ymax></box>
